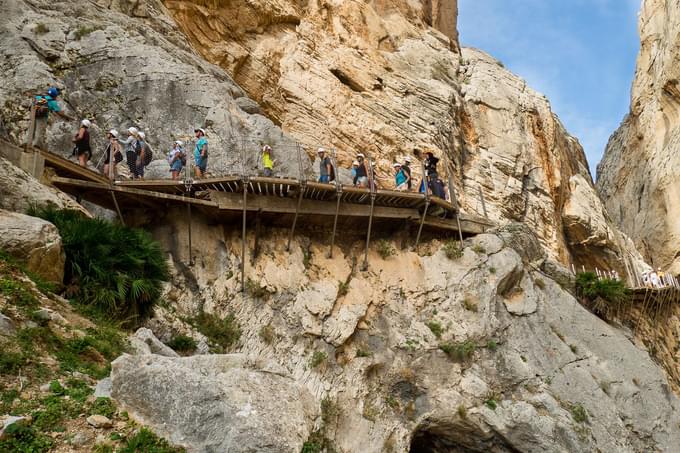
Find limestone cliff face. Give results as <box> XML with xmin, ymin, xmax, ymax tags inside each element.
<box><xmin>597</xmin><ymin>0</ymin><xmax>680</xmax><ymax>271</ymax></box>
<box><xmin>164</xmin><ymin>0</ymin><xmax>643</xmax><ymax>275</ymax></box>
<box><xmin>133</xmin><ymin>212</ymin><xmax>680</xmax><ymax>452</ymax></box>
<box><xmin>0</xmin><ymin>0</ymin><xmax>307</xmax><ymax>178</ymax></box>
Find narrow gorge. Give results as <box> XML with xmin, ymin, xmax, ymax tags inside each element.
<box><xmin>0</xmin><ymin>0</ymin><xmax>679</xmax><ymax>452</ymax></box>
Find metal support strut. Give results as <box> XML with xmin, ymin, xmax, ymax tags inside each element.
<box><xmin>240</xmin><ymin>137</ymin><xmax>248</xmax><ymax>293</ymax></box>
<box><xmin>362</xmin><ymin>156</ymin><xmax>376</xmax><ymax>271</ymax></box>
<box><xmin>329</xmin><ymin>148</ymin><xmax>341</xmax><ymax>258</ymax></box>
<box><xmin>287</xmin><ymin>142</ymin><xmax>305</xmax><ymax>252</ymax></box>
<box><xmin>414</xmin><ymin>159</ymin><xmax>430</xmax><ymax>249</ymax></box>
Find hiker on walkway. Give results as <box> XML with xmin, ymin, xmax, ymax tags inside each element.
<box><xmin>168</xmin><ymin>140</ymin><xmax>185</xmax><ymax>180</ymax></box>
<box><xmin>318</xmin><ymin>148</ymin><xmax>333</xmax><ymax>183</ymax></box>
<box><xmin>401</xmin><ymin>156</ymin><xmax>413</xmax><ymax>191</ymax></box>
<box><xmin>136</xmin><ymin>131</ymin><xmax>149</xmax><ymax>179</ymax></box>
<box><xmin>27</xmin><ymin>87</ymin><xmax>72</xmax><ymax>151</ymax></box>
<box><xmin>351</xmin><ymin>160</ymin><xmax>359</xmax><ymax>181</ymax></box>
<box><xmin>72</xmin><ymin>119</ymin><xmax>92</xmax><ymax>167</ymax></box>
<box><xmin>194</xmin><ymin>128</ymin><xmax>208</xmax><ymax>178</ymax></box>
<box><xmin>261</xmin><ymin>145</ymin><xmax>274</xmax><ymax>177</ymax></box>
<box><xmin>424</xmin><ymin>151</ymin><xmax>439</xmax><ymax>180</ymax></box>
<box><xmin>120</xmin><ymin>127</ymin><xmax>142</xmax><ymax>179</ymax></box>
<box><xmin>102</xmin><ymin>129</ymin><xmax>122</xmax><ymax>180</ymax></box>
<box><xmin>353</xmin><ymin>153</ymin><xmax>368</xmax><ymax>187</ymax></box>
<box><xmin>394</xmin><ymin>163</ymin><xmax>408</xmax><ymax>191</ymax></box>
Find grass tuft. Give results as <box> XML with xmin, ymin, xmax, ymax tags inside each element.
<box><xmin>376</xmin><ymin>240</ymin><xmax>395</xmax><ymax>259</ymax></box>
<box><xmin>309</xmin><ymin>351</ymin><xmax>327</xmax><ymax>369</ymax></box>
<box><xmin>443</xmin><ymin>240</ymin><xmax>463</xmax><ymax>260</ymax></box>
<box><xmin>439</xmin><ymin>340</ymin><xmax>476</xmax><ymax>361</ymax></box>
<box><xmin>426</xmin><ymin>320</ymin><xmax>444</xmax><ymax>339</ymax></box>
<box><xmin>166</xmin><ymin>335</ymin><xmax>197</xmax><ymax>353</ymax></box>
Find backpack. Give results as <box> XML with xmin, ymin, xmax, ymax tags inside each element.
<box><xmin>34</xmin><ymin>96</ymin><xmax>50</xmax><ymax>117</ymax></box>
<box><xmin>143</xmin><ymin>142</ymin><xmax>153</xmax><ymax>166</ymax></box>
<box><xmin>180</xmin><ymin>151</ymin><xmax>187</xmax><ymax>166</ymax></box>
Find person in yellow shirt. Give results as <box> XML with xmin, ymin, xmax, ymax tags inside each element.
<box><xmin>262</xmin><ymin>145</ymin><xmax>274</xmax><ymax>177</ymax></box>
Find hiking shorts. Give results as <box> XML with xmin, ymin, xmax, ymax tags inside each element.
<box><xmin>263</xmin><ymin>168</ymin><xmax>273</xmax><ymax>177</ymax></box>
<box><xmin>319</xmin><ymin>175</ymin><xmax>330</xmax><ymax>183</ymax></box>
<box><xmin>196</xmin><ymin>157</ymin><xmax>207</xmax><ymax>173</ymax></box>
<box><xmin>170</xmin><ymin>159</ymin><xmax>183</xmax><ymax>172</ymax></box>
<box><xmin>356</xmin><ymin>176</ymin><xmax>368</xmax><ymax>187</ymax></box>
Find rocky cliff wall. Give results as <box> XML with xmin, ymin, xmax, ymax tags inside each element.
<box><xmin>597</xmin><ymin>0</ymin><xmax>680</xmax><ymax>272</ymax></box>
<box><xmin>0</xmin><ymin>0</ymin><xmax>309</xmax><ymax>178</ymax></box>
<box><xmin>126</xmin><ymin>211</ymin><xmax>680</xmax><ymax>452</ymax></box>
<box><xmin>163</xmin><ymin>0</ymin><xmax>645</xmax><ymax>277</ymax></box>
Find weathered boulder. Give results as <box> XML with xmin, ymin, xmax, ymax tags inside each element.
<box><xmin>111</xmin><ymin>353</ymin><xmax>316</xmax><ymax>452</ymax></box>
<box><xmin>0</xmin><ymin>210</ymin><xmax>64</xmax><ymax>283</ymax></box>
<box><xmin>128</xmin><ymin>327</ymin><xmax>179</xmax><ymax>357</ymax></box>
<box><xmin>0</xmin><ymin>157</ymin><xmax>85</xmax><ymax>214</ymax></box>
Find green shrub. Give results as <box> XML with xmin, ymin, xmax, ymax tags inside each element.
<box><xmin>489</xmin><ymin>266</ymin><xmax>497</xmax><ymax>274</ymax></box>
<box><xmin>320</xmin><ymin>397</ymin><xmax>339</xmax><ymax>424</ymax></box>
<box><xmin>337</xmin><ymin>280</ymin><xmax>349</xmax><ymax>298</ymax></box>
<box><xmin>259</xmin><ymin>325</ymin><xmax>275</xmax><ymax>344</ymax></box>
<box><xmin>534</xmin><ymin>278</ymin><xmax>546</xmax><ymax>290</ymax></box>
<box><xmin>426</xmin><ymin>321</ymin><xmax>444</xmax><ymax>339</ymax></box>
<box><xmin>356</xmin><ymin>348</ymin><xmax>371</xmax><ymax>358</ymax></box>
<box><xmin>0</xmin><ymin>423</ymin><xmax>53</xmax><ymax>452</ymax></box>
<box><xmin>376</xmin><ymin>240</ymin><xmax>395</xmax><ymax>259</ymax></box>
<box><xmin>439</xmin><ymin>340</ymin><xmax>476</xmax><ymax>361</ymax></box>
<box><xmin>34</xmin><ymin>23</ymin><xmax>50</xmax><ymax>34</ymax></box>
<box><xmin>457</xmin><ymin>404</ymin><xmax>467</xmax><ymax>418</ymax></box>
<box><xmin>245</xmin><ymin>278</ymin><xmax>269</xmax><ymax>298</ymax></box>
<box><xmin>575</xmin><ymin>272</ymin><xmax>629</xmax><ymax>306</ymax></box>
<box><xmin>118</xmin><ymin>427</ymin><xmax>184</xmax><ymax>453</ymax></box>
<box><xmin>485</xmin><ymin>398</ymin><xmax>497</xmax><ymax>410</ymax></box>
<box><xmin>309</xmin><ymin>351</ymin><xmax>327</xmax><ymax>369</ymax></box>
<box><xmin>166</xmin><ymin>335</ymin><xmax>197</xmax><ymax>353</ymax></box>
<box><xmin>191</xmin><ymin>312</ymin><xmax>240</xmax><ymax>352</ymax></box>
<box><xmin>29</xmin><ymin>207</ymin><xmax>169</xmax><ymax>324</ymax></box>
<box><xmin>462</xmin><ymin>298</ymin><xmax>478</xmax><ymax>312</ymax></box>
<box><xmin>74</xmin><ymin>25</ymin><xmax>100</xmax><ymax>40</ymax></box>
<box><xmin>472</xmin><ymin>244</ymin><xmax>486</xmax><ymax>254</ymax></box>
<box><xmin>570</xmin><ymin>403</ymin><xmax>589</xmax><ymax>423</ymax></box>
<box><xmin>486</xmin><ymin>340</ymin><xmax>498</xmax><ymax>351</ymax></box>
<box><xmin>91</xmin><ymin>397</ymin><xmax>116</xmax><ymax>418</ymax></box>
<box><xmin>442</xmin><ymin>240</ymin><xmax>463</xmax><ymax>260</ymax></box>
<box><xmin>0</xmin><ymin>350</ymin><xmax>28</xmax><ymax>374</ymax></box>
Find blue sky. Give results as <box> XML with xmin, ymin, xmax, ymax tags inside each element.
<box><xmin>457</xmin><ymin>0</ymin><xmax>640</xmax><ymax>175</ymax></box>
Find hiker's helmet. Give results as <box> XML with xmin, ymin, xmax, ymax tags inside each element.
<box><xmin>47</xmin><ymin>87</ymin><xmax>60</xmax><ymax>98</ymax></box>
<box><xmin>81</xmin><ymin>119</ymin><xmax>91</xmax><ymax>128</ymax></box>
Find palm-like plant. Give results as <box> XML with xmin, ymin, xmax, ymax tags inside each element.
<box><xmin>29</xmin><ymin>207</ymin><xmax>169</xmax><ymax>323</ymax></box>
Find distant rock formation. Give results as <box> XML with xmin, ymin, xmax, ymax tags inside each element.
<box><xmin>598</xmin><ymin>0</ymin><xmax>680</xmax><ymax>272</ymax></box>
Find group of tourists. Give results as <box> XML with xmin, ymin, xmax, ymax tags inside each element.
<box><xmin>642</xmin><ymin>268</ymin><xmax>676</xmax><ymax>289</ymax></box>
<box><xmin>29</xmin><ymin>86</ymin><xmax>448</xmax><ymax>198</ymax></box>
<box><xmin>28</xmin><ymin>86</ymin><xmax>210</xmax><ymax>181</ymax></box>
<box><xmin>311</xmin><ymin>147</ymin><xmax>448</xmax><ymax>199</ymax></box>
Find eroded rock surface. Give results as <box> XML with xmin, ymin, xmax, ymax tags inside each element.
<box><xmin>0</xmin><ymin>0</ymin><xmax>308</xmax><ymax>179</ymax></box>
<box><xmin>0</xmin><ymin>209</ymin><xmax>64</xmax><ymax>283</ymax></box>
<box><xmin>143</xmin><ymin>212</ymin><xmax>680</xmax><ymax>452</ymax></box>
<box><xmin>111</xmin><ymin>353</ymin><xmax>316</xmax><ymax>452</ymax></box>
<box><xmin>598</xmin><ymin>0</ymin><xmax>680</xmax><ymax>272</ymax></box>
<box><xmin>164</xmin><ymin>0</ymin><xmax>640</xmax><ymax>276</ymax></box>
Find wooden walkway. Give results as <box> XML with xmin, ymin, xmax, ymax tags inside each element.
<box><xmin>40</xmin><ymin>150</ymin><xmax>494</xmax><ymax>236</ymax></box>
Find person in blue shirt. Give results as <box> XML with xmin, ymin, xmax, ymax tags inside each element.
<box><xmin>394</xmin><ymin>163</ymin><xmax>408</xmax><ymax>191</ymax></box>
<box><xmin>28</xmin><ymin>86</ymin><xmax>72</xmax><ymax>150</ymax></box>
<box><xmin>193</xmin><ymin>128</ymin><xmax>208</xmax><ymax>178</ymax></box>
